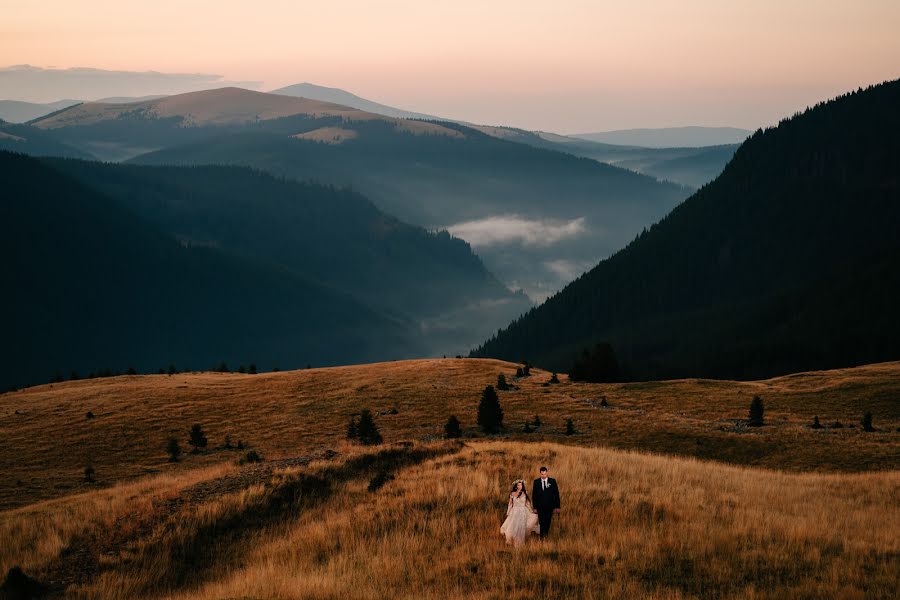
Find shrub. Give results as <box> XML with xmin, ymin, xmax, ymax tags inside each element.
<box><xmin>565</xmin><ymin>418</ymin><xmax>576</xmax><ymax>435</ymax></box>
<box><xmin>748</xmin><ymin>396</ymin><xmax>765</xmax><ymax>426</ymax></box>
<box><xmin>532</xmin><ymin>414</ymin><xmax>542</xmax><ymax>427</ymax></box>
<box><xmin>166</xmin><ymin>437</ymin><xmax>182</xmax><ymax>462</ymax></box>
<box><xmin>188</xmin><ymin>424</ymin><xmax>208</xmax><ymax>453</ymax></box>
<box><xmin>84</xmin><ymin>464</ymin><xmax>95</xmax><ymax>483</ymax></box>
<box><xmin>477</xmin><ymin>385</ymin><xmax>503</xmax><ymax>434</ymax></box>
<box><xmin>357</xmin><ymin>409</ymin><xmax>383</xmax><ymax>445</ymax></box>
<box><xmin>444</xmin><ymin>415</ymin><xmax>462</xmax><ymax>439</ymax></box>
<box><xmin>523</xmin><ymin>422</ymin><xmax>533</xmax><ymax>433</ymax></box>
<box><xmin>831</xmin><ymin>421</ymin><xmax>844</xmax><ymax>429</ymax></box>
<box><xmin>85</xmin><ymin>411</ymin><xmax>95</xmax><ymax>420</ymax></box>
<box><xmin>239</xmin><ymin>450</ymin><xmax>263</xmax><ymax>464</ymax></box>
<box><xmin>0</xmin><ymin>567</ymin><xmax>47</xmax><ymax>599</ymax></box>
<box><xmin>549</xmin><ymin>372</ymin><xmax>560</xmax><ymax>384</ymax></box>
<box><xmin>862</xmin><ymin>411</ymin><xmax>874</xmax><ymax>432</ymax></box>
<box><xmin>497</xmin><ymin>373</ymin><xmax>510</xmax><ymax>391</ymax></box>
<box><xmin>346</xmin><ymin>417</ymin><xmax>359</xmax><ymax>440</ymax></box>
<box><xmin>237</xmin><ymin>439</ymin><xmax>246</xmax><ymax>450</ymax></box>
<box><xmin>811</xmin><ymin>415</ymin><xmax>823</xmax><ymax>429</ymax></box>
<box><xmin>600</xmin><ymin>397</ymin><xmax>610</xmax><ymax>408</ymax></box>
<box><xmin>515</xmin><ymin>367</ymin><xmax>524</xmax><ymax>377</ymax></box>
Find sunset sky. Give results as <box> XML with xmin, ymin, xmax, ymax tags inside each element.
<box><xmin>2</xmin><ymin>0</ymin><xmax>898</xmax><ymax>132</ymax></box>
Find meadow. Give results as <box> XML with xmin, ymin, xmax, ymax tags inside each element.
<box><xmin>1</xmin><ymin>359</ymin><xmax>899</xmax><ymax>598</ymax></box>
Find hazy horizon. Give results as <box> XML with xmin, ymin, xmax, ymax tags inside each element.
<box><xmin>3</xmin><ymin>1</ymin><xmax>898</xmax><ymax>132</ymax></box>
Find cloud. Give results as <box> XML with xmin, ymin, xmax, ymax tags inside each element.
<box><xmin>447</xmin><ymin>215</ymin><xmax>586</xmax><ymax>248</ymax></box>
<box><xmin>0</xmin><ymin>65</ymin><xmax>261</xmax><ymax>102</ymax></box>
<box><xmin>542</xmin><ymin>259</ymin><xmax>595</xmax><ymax>282</ymax></box>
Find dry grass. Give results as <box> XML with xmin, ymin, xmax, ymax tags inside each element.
<box><xmin>2</xmin><ymin>358</ymin><xmax>899</xmax><ymax>511</ymax></box>
<box><xmin>2</xmin><ymin>441</ymin><xmax>896</xmax><ymax>599</ymax></box>
<box><xmin>292</xmin><ymin>127</ymin><xmax>359</xmax><ymax>144</ymax></box>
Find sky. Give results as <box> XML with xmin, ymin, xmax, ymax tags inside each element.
<box><xmin>2</xmin><ymin>0</ymin><xmax>898</xmax><ymax>132</ymax></box>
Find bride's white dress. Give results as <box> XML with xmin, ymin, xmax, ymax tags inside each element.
<box><xmin>500</xmin><ymin>492</ymin><xmax>540</xmax><ymax>545</ymax></box>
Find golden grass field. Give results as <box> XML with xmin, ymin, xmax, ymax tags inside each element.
<box><xmin>1</xmin><ymin>359</ymin><xmax>898</xmax><ymax>598</ymax></box>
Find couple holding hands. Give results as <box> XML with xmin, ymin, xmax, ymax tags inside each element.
<box><xmin>500</xmin><ymin>466</ymin><xmax>561</xmax><ymax>546</ymax></box>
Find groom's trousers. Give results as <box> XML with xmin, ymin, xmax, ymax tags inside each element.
<box><xmin>537</xmin><ymin>509</ymin><xmax>554</xmax><ymax>538</ymax></box>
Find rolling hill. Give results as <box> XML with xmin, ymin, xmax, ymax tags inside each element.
<box><xmin>1</xmin><ymin>151</ymin><xmax>429</xmax><ymax>390</ymax></box>
<box><xmin>0</xmin><ymin>358</ymin><xmax>897</xmax><ymax>598</ymax></box>
<box><xmin>39</xmin><ymin>156</ymin><xmax>530</xmax><ymax>356</ymax></box>
<box><xmin>270</xmin><ymin>82</ymin><xmax>440</xmax><ymax>121</ymax></box>
<box><xmin>0</xmin><ymin>99</ymin><xmax>80</xmax><ymax>123</ymax></box>
<box><xmin>33</xmin><ymin>87</ymin><xmax>684</xmax><ymax>299</ymax></box>
<box><xmin>472</xmin><ymin>80</ymin><xmax>900</xmax><ymax>379</ymax></box>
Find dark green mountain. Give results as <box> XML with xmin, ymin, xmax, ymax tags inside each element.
<box><xmin>1</xmin><ymin>151</ymin><xmax>423</xmax><ymax>389</ymax></box>
<box><xmin>0</xmin><ymin>121</ymin><xmax>89</xmax><ymax>158</ymax></box>
<box><xmin>40</xmin><ymin>157</ymin><xmax>529</xmax><ymax>354</ymax></box>
<box><xmin>472</xmin><ymin>80</ymin><xmax>900</xmax><ymax>380</ymax></box>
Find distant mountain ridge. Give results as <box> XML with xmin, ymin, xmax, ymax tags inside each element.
<box><xmin>270</xmin><ymin>82</ymin><xmax>440</xmax><ymax>121</ymax></box>
<box><xmin>573</xmin><ymin>126</ymin><xmax>751</xmax><ymax>148</ymax></box>
<box><xmin>472</xmin><ymin>80</ymin><xmax>900</xmax><ymax>379</ymax></box>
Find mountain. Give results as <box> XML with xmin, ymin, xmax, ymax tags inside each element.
<box><xmin>572</xmin><ymin>126</ymin><xmax>751</xmax><ymax>148</ymax></box>
<box><xmin>474</xmin><ymin>125</ymin><xmax>739</xmax><ymax>188</ymax></box>
<box><xmin>0</xmin><ymin>99</ymin><xmax>80</xmax><ymax>123</ymax></box>
<box><xmin>40</xmin><ymin>156</ymin><xmax>529</xmax><ymax>356</ymax></box>
<box><xmin>472</xmin><ymin>80</ymin><xmax>900</xmax><ymax>380</ymax></box>
<box><xmin>270</xmin><ymin>82</ymin><xmax>440</xmax><ymax>121</ymax></box>
<box><xmin>268</xmin><ymin>85</ymin><xmax>735</xmax><ymax>188</ymax></box>
<box><xmin>0</xmin><ymin>121</ymin><xmax>91</xmax><ymax>158</ymax></box>
<box><xmin>28</xmin><ymin>87</ymin><xmax>688</xmax><ymax>300</ymax></box>
<box><xmin>0</xmin><ymin>151</ymin><xmax>435</xmax><ymax>389</ymax></box>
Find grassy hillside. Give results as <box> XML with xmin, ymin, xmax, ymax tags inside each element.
<box><xmin>473</xmin><ymin>79</ymin><xmax>900</xmax><ymax>378</ymax></box>
<box><xmin>1</xmin><ymin>439</ymin><xmax>897</xmax><ymax>599</ymax></box>
<box><xmin>2</xmin><ymin>358</ymin><xmax>898</xmax><ymax>511</ymax></box>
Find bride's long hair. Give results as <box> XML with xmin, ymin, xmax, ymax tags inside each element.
<box><xmin>510</xmin><ymin>480</ymin><xmax>531</xmax><ymax>504</ymax></box>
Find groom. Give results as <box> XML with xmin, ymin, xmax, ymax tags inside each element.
<box><xmin>531</xmin><ymin>466</ymin><xmax>561</xmax><ymax>539</ymax></box>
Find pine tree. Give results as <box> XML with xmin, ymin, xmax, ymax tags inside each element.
<box><xmin>444</xmin><ymin>415</ymin><xmax>462</xmax><ymax>439</ymax></box>
<box><xmin>549</xmin><ymin>372</ymin><xmax>560</xmax><ymax>384</ymax></box>
<box><xmin>84</xmin><ymin>464</ymin><xmax>95</xmax><ymax>483</ymax></box>
<box><xmin>811</xmin><ymin>415</ymin><xmax>823</xmax><ymax>429</ymax></box>
<box><xmin>497</xmin><ymin>373</ymin><xmax>510</xmax><ymax>391</ymax></box>
<box><xmin>532</xmin><ymin>414</ymin><xmax>542</xmax><ymax>427</ymax></box>
<box><xmin>248</xmin><ymin>363</ymin><xmax>257</xmax><ymax>375</ymax></box>
<box><xmin>862</xmin><ymin>411</ymin><xmax>874</xmax><ymax>432</ymax></box>
<box><xmin>357</xmin><ymin>409</ymin><xmax>383</xmax><ymax>445</ymax></box>
<box><xmin>565</xmin><ymin>418</ymin><xmax>576</xmax><ymax>435</ymax></box>
<box><xmin>477</xmin><ymin>385</ymin><xmax>503</xmax><ymax>434</ymax></box>
<box><xmin>166</xmin><ymin>437</ymin><xmax>182</xmax><ymax>462</ymax></box>
<box><xmin>347</xmin><ymin>417</ymin><xmax>359</xmax><ymax>440</ymax></box>
<box><xmin>748</xmin><ymin>396</ymin><xmax>765</xmax><ymax>426</ymax></box>
<box><xmin>188</xmin><ymin>424</ymin><xmax>208</xmax><ymax>452</ymax></box>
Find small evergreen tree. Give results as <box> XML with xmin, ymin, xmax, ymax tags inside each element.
<box><xmin>126</xmin><ymin>367</ymin><xmax>137</xmax><ymax>375</ymax></box>
<box><xmin>748</xmin><ymin>396</ymin><xmax>765</xmax><ymax>426</ymax></box>
<box><xmin>532</xmin><ymin>414</ymin><xmax>542</xmax><ymax>427</ymax></box>
<box><xmin>84</xmin><ymin>464</ymin><xmax>95</xmax><ymax>483</ymax></box>
<box><xmin>346</xmin><ymin>417</ymin><xmax>359</xmax><ymax>440</ymax></box>
<box><xmin>167</xmin><ymin>364</ymin><xmax>177</xmax><ymax>376</ymax></box>
<box><xmin>523</xmin><ymin>421</ymin><xmax>533</xmax><ymax>433</ymax></box>
<box><xmin>497</xmin><ymin>373</ymin><xmax>510</xmax><ymax>391</ymax></box>
<box><xmin>522</xmin><ymin>363</ymin><xmax>531</xmax><ymax>377</ymax></box>
<box><xmin>248</xmin><ymin>363</ymin><xmax>257</xmax><ymax>375</ymax></box>
<box><xmin>238</xmin><ymin>365</ymin><xmax>246</xmax><ymax>374</ymax></box>
<box><xmin>166</xmin><ymin>437</ymin><xmax>182</xmax><ymax>462</ymax></box>
<box><xmin>85</xmin><ymin>411</ymin><xmax>95</xmax><ymax>420</ymax></box>
<box><xmin>811</xmin><ymin>415</ymin><xmax>823</xmax><ymax>429</ymax></box>
<box><xmin>549</xmin><ymin>372</ymin><xmax>560</xmax><ymax>384</ymax></box>
<box><xmin>515</xmin><ymin>367</ymin><xmax>524</xmax><ymax>378</ymax></box>
<box><xmin>565</xmin><ymin>418</ymin><xmax>576</xmax><ymax>435</ymax></box>
<box><xmin>357</xmin><ymin>409</ymin><xmax>383</xmax><ymax>445</ymax></box>
<box><xmin>188</xmin><ymin>424</ymin><xmax>208</xmax><ymax>452</ymax></box>
<box><xmin>444</xmin><ymin>415</ymin><xmax>462</xmax><ymax>439</ymax></box>
<box><xmin>477</xmin><ymin>385</ymin><xmax>503</xmax><ymax>433</ymax></box>
<box><xmin>862</xmin><ymin>411</ymin><xmax>874</xmax><ymax>432</ymax></box>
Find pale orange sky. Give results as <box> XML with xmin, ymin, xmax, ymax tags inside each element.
<box><xmin>2</xmin><ymin>0</ymin><xmax>898</xmax><ymax>131</ymax></box>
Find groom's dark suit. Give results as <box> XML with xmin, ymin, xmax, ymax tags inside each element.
<box><xmin>532</xmin><ymin>476</ymin><xmax>561</xmax><ymax>538</ymax></box>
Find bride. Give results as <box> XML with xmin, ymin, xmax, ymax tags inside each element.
<box><xmin>500</xmin><ymin>479</ymin><xmax>540</xmax><ymax>546</ymax></box>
